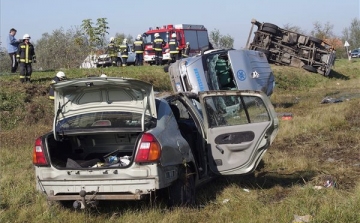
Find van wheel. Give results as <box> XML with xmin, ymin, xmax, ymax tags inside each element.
<box><xmin>168</xmin><ymin>166</ymin><xmax>196</xmax><ymax>207</ymax></box>
<box><xmin>262</xmin><ymin>27</ymin><xmax>277</xmax><ymax>35</ymax></box>
<box><xmin>302</xmin><ymin>65</ymin><xmax>317</xmax><ymax>73</ymax></box>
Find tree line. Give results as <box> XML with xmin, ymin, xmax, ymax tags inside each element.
<box><xmin>0</xmin><ymin>18</ymin><xmax>359</xmax><ymax>72</ymax></box>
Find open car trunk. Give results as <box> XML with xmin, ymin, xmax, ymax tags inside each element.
<box><xmin>46</xmin><ymin>132</ymin><xmax>141</xmax><ymax>169</ymax></box>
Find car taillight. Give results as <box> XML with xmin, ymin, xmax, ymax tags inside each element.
<box><xmin>33</xmin><ymin>137</ymin><xmax>49</xmax><ymax>166</ymax></box>
<box><xmin>135</xmin><ymin>133</ymin><xmax>161</xmax><ymax>163</ymax></box>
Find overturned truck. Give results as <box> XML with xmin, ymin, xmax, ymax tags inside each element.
<box><xmin>246</xmin><ymin>19</ymin><xmax>336</xmax><ymax>76</ymax></box>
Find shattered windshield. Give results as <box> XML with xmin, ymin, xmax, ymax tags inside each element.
<box><xmin>56</xmin><ymin>111</ymin><xmax>153</xmax><ymax>132</ymax></box>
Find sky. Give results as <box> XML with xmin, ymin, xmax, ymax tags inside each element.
<box><xmin>1</xmin><ymin>0</ymin><xmax>359</xmax><ymax>50</ymax></box>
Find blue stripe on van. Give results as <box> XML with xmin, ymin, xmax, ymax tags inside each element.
<box><xmin>194</xmin><ymin>68</ymin><xmax>204</xmax><ymax>91</ymax></box>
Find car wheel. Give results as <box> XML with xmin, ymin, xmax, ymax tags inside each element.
<box><xmin>262</xmin><ymin>22</ymin><xmax>278</xmax><ymax>30</ymax></box>
<box><xmin>302</xmin><ymin>65</ymin><xmax>317</xmax><ymax>73</ymax></box>
<box><xmin>168</xmin><ymin>165</ymin><xmax>196</xmax><ymax>207</ymax></box>
<box><xmin>308</xmin><ymin>36</ymin><xmax>322</xmax><ymax>45</ymax></box>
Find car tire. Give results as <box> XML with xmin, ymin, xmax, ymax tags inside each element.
<box><xmin>168</xmin><ymin>165</ymin><xmax>196</xmax><ymax>207</ymax></box>
<box><xmin>302</xmin><ymin>65</ymin><xmax>317</xmax><ymax>73</ymax></box>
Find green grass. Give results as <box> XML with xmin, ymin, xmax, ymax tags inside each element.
<box><xmin>1</xmin><ymin>60</ymin><xmax>360</xmax><ymax>223</ymax></box>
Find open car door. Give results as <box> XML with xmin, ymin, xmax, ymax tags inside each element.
<box><xmin>199</xmin><ymin>90</ymin><xmax>279</xmax><ymax>175</ymax></box>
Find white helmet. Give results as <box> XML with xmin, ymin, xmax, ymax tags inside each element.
<box><xmin>171</xmin><ymin>33</ymin><xmax>176</xmax><ymax>38</ymax></box>
<box><xmin>123</xmin><ymin>38</ymin><xmax>128</xmax><ymax>44</ymax></box>
<box><xmin>23</xmin><ymin>34</ymin><xmax>31</xmax><ymax>39</ymax></box>
<box><xmin>154</xmin><ymin>33</ymin><xmax>160</xmax><ymax>38</ymax></box>
<box><xmin>100</xmin><ymin>74</ymin><xmax>107</xmax><ymax>77</ymax></box>
<box><xmin>137</xmin><ymin>34</ymin><xmax>142</xmax><ymax>40</ymax></box>
<box><xmin>186</xmin><ymin>42</ymin><xmax>190</xmax><ymax>45</ymax></box>
<box><xmin>56</xmin><ymin>71</ymin><xmax>66</xmax><ymax>79</ymax></box>
<box><xmin>110</xmin><ymin>37</ymin><xmax>115</xmax><ymax>42</ymax></box>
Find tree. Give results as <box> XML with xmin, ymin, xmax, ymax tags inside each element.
<box><xmin>81</xmin><ymin>18</ymin><xmax>110</xmax><ymax>50</ymax></box>
<box><xmin>35</xmin><ymin>27</ymin><xmax>90</xmax><ymax>70</ymax></box>
<box><xmin>209</xmin><ymin>29</ymin><xmax>234</xmax><ymax>49</ymax></box>
<box><xmin>342</xmin><ymin>18</ymin><xmax>360</xmax><ymax>49</ymax></box>
<box><xmin>311</xmin><ymin>21</ymin><xmax>334</xmax><ymax>40</ymax></box>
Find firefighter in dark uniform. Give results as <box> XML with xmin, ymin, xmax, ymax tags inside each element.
<box><xmin>16</xmin><ymin>34</ymin><xmax>36</xmax><ymax>83</ymax></box>
<box><xmin>182</xmin><ymin>42</ymin><xmax>191</xmax><ymax>58</ymax></box>
<box><xmin>107</xmin><ymin>37</ymin><xmax>118</xmax><ymax>66</ymax></box>
<box><xmin>119</xmin><ymin>39</ymin><xmax>129</xmax><ymax>66</ymax></box>
<box><xmin>133</xmin><ymin>34</ymin><xmax>144</xmax><ymax>66</ymax></box>
<box><xmin>152</xmin><ymin>33</ymin><xmax>165</xmax><ymax>66</ymax></box>
<box><xmin>169</xmin><ymin>33</ymin><xmax>180</xmax><ymax>64</ymax></box>
<box><xmin>49</xmin><ymin>71</ymin><xmax>66</xmax><ymax>100</ymax></box>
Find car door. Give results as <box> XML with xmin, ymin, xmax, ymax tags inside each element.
<box><xmin>199</xmin><ymin>90</ymin><xmax>278</xmax><ymax>175</ymax></box>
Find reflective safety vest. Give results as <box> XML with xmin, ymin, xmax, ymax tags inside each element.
<box><xmin>169</xmin><ymin>38</ymin><xmax>179</xmax><ymax>54</ymax></box>
<box><xmin>153</xmin><ymin>37</ymin><xmax>164</xmax><ymax>51</ymax></box>
<box><xmin>119</xmin><ymin>43</ymin><xmax>128</xmax><ymax>57</ymax></box>
<box><xmin>107</xmin><ymin>43</ymin><xmax>118</xmax><ymax>57</ymax></box>
<box><xmin>16</xmin><ymin>42</ymin><xmax>35</xmax><ymax>63</ymax></box>
<box><xmin>133</xmin><ymin>40</ymin><xmax>144</xmax><ymax>53</ymax></box>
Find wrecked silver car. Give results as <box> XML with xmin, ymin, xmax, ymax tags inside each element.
<box><xmin>166</xmin><ymin>49</ymin><xmax>275</xmax><ymax>97</ymax></box>
<box><xmin>33</xmin><ymin>77</ymin><xmax>279</xmax><ymax>208</ymax></box>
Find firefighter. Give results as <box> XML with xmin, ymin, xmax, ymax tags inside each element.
<box><xmin>16</xmin><ymin>34</ymin><xmax>36</xmax><ymax>83</ymax></box>
<box><xmin>49</xmin><ymin>71</ymin><xmax>66</xmax><ymax>100</ymax></box>
<box><xmin>169</xmin><ymin>33</ymin><xmax>179</xmax><ymax>64</ymax></box>
<box><xmin>119</xmin><ymin>39</ymin><xmax>129</xmax><ymax>66</ymax></box>
<box><xmin>133</xmin><ymin>34</ymin><xmax>144</xmax><ymax>66</ymax></box>
<box><xmin>182</xmin><ymin>42</ymin><xmax>191</xmax><ymax>58</ymax></box>
<box><xmin>107</xmin><ymin>37</ymin><xmax>118</xmax><ymax>66</ymax></box>
<box><xmin>152</xmin><ymin>33</ymin><xmax>165</xmax><ymax>66</ymax></box>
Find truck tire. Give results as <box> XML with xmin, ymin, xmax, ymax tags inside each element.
<box><xmin>262</xmin><ymin>27</ymin><xmax>277</xmax><ymax>35</ymax></box>
<box><xmin>302</xmin><ymin>65</ymin><xmax>317</xmax><ymax>73</ymax></box>
<box><xmin>262</xmin><ymin>23</ymin><xmax>278</xmax><ymax>30</ymax></box>
<box><xmin>168</xmin><ymin>166</ymin><xmax>196</xmax><ymax>207</ymax></box>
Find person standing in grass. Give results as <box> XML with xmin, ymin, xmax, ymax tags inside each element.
<box><xmin>16</xmin><ymin>34</ymin><xmax>36</xmax><ymax>83</ymax></box>
<box><xmin>7</xmin><ymin>28</ymin><xmax>22</xmax><ymax>73</ymax></box>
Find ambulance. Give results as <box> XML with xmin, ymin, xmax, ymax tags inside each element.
<box><xmin>142</xmin><ymin>24</ymin><xmax>210</xmax><ymax>65</ymax></box>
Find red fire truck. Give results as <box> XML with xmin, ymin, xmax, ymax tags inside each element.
<box><xmin>142</xmin><ymin>24</ymin><xmax>210</xmax><ymax>65</ymax></box>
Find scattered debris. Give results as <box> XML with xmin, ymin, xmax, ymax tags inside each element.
<box><xmin>292</xmin><ymin>214</ymin><xmax>313</xmax><ymax>223</ymax></box>
<box><xmin>243</xmin><ymin>188</ymin><xmax>250</xmax><ymax>193</ymax></box>
<box><xmin>320</xmin><ymin>96</ymin><xmax>343</xmax><ymax>104</ymax></box>
<box><xmin>277</xmin><ymin>112</ymin><xmax>293</xmax><ymax>120</ymax></box>
<box><xmin>222</xmin><ymin>199</ymin><xmax>230</xmax><ymax>204</ymax></box>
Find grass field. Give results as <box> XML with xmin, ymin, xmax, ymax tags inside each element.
<box><xmin>1</xmin><ymin>59</ymin><xmax>360</xmax><ymax>223</ymax></box>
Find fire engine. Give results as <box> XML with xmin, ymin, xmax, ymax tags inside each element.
<box><xmin>142</xmin><ymin>24</ymin><xmax>210</xmax><ymax>65</ymax></box>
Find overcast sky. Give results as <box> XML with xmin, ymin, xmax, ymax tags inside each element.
<box><xmin>1</xmin><ymin>0</ymin><xmax>359</xmax><ymax>49</ymax></box>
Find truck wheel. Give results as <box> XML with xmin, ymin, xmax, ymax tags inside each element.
<box><xmin>168</xmin><ymin>166</ymin><xmax>196</xmax><ymax>207</ymax></box>
<box><xmin>262</xmin><ymin>27</ymin><xmax>277</xmax><ymax>35</ymax></box>
<box><xmin>302</xmin><ymin>65</ymin><xmax>317</xmax><ymax>73</ymax></box>
<box><xmin>262</xmin><ymin>23</ymin><xmax>278</xmax><ymax>30</ymax></box>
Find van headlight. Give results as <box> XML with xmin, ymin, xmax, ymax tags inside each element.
<box><xmin>180</xmin><ymin>61</ymin><xmax>187</xmax><ymax>75</ymax></box>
